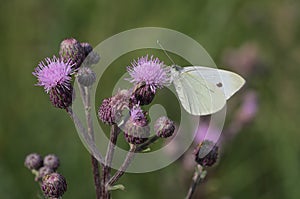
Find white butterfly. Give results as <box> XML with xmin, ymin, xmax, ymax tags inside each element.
<box><xmin>170</xmin><ymin>65</ymin><xmax>245</xmax><ymax>116</ymax></box>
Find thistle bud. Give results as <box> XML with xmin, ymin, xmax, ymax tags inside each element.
<box><xmin>124</xmin><ymin>106</ymin><xmax>150</xmax><ymax>144</ymax></box>
<box><xmin>24</xmin><ymin>153</ymin><xmax>43</xmax><ymax>170</ymax></box>
<box><xmin>80</xmin><ymin>42</ymin><xmax>100</xmax><ymax>66</ymax></box>
<box><xmin>154</xmin><ymin>116</ymin><xmax>175</xmax><ymax>138</ymax></box>
<box><xmin>49</xmin><ymin>86</ymin><xmax>73</xmax><ymax>109</ymax></box>
<box><xmin>131</xmin><ymin>83</ymin><xmax>155</xmax><ymax>106</ymax></box>
<box><xmin>80</xmin><ymin>42</ymin><xmax>93</xmax><ymax>56</ymax></box>
<box><xmin>44</xmin><ymin>154</ymin><xmax>60</xmax><ymax>171</ymax></box>
<box><xmin>35</xmin><ymin>166</ymin><xmax>54</xmax><ymax>182</ymax></box>
<box><xmin>98</xmin><ymin>90</ymin><xmax>130</xmax><ymax>125</ymax></box>
<box><xmin>41</xmin><ymin>173</ymin><xmax>67</xmax><ymax>198</ymax></box>
<box><xmin>59</xmin><ymin>38</ymin><xmax>85</xmax><ymax>70</ymax></box>
<box><xmin>77</xmin><ymin>67</ymin><xmax>96</xmax><ymax>87</ymax></box>
<box><xmin>194</xmin><ymin>140</ymin><xmax>218</xmax><ymax>167</ymax></box>
<box><xmin>85</xmin><ymin>51</ymin><xmax>100</xmax><ymax>66</ymax></box>
<box><xmin>98</xmin><ymin>97</ymin><xmax>114</xmax><ymax>125</ymax></box>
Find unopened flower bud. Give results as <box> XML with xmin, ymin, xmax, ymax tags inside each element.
<box><xmin>124</xmin><ymin>106</ymin><xmax>150</xmax><ymax>144</ymax></box>
<box><xmin>80</xmin><ymin>42</ymin><xmax>93</xmax><ymax>57</ymax></box>
<box><xmin>59</xmin><ymin>38</ymin><xmax>85</xmax><ymax>70</ymax></box>
<box><xmin>41</xmin><ymin>173</ymin><xmax>67</xmax><ymax>198</ymax></box>
<box><xmin>154</xmin><ymin>116</ymin><xmax>175</xmax><ymax>138</ymax></box>
<box><xmin>36</xmin><ymin>166</ymin><xmax>54</xmax><ymax>182</ymax></box>
<box><xmin>49</xmin><ymin>85</ymin><xmax>73</xmax><ymax>109</ymax></box>
<box><xmin>77</xmin><ymin>67</ymin><xmax>96</xmax><ymax>87</ymax></box>
<box><xmin>194</xmin><ymin>140</ymin><xmax>218</xmax><ymax>167</ymax></box>
<box><xmin>44</xmin><ymin>154</ymin><xmax>60</xmax><ymax>171</ymax></box>
<box><xmin>98</xmin><ymin>97</ymin><xmax>114</xmax><ymax>125</ymax></box>
<box><xmin>24</xmin><ymin>153</ymin><xmax>43</xmax><ymax>170</ymax></box>
<box><xmin>131</xmin><ymin>83</ymin><xmax>155</xmax><ymax>105</ymax></box>
<box><xmin>98</xmin><ymin>90</ymin><xmax>130</xmax><ymax>125</ymax></box>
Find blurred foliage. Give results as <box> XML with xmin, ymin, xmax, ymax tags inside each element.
<box><xmin>1</xmin><ymin>0</ymin><xmax>300</xmax><ymax>198</ymax></box>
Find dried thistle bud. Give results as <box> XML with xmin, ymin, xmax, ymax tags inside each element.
<box><xmin>98</xmin><ymin>97</ymin><xmax>114</xmax><ymax>125</ymax></box>
<box><xmin>98</xmin><ymin>90</ymin><xmax>130</xmax><ymax>125</ymax></box>
<box><xmin>194</xmin><ymin>140</ymin><xmax>219</xmax><ymax>167</ymax></box>
<box><xmin>24</xmin><ymin>153</ymin><xmax>43</xmax><ymax>170</ymax></box>
<box><xmin>44</xmin><ymin>154</ymin><xmax>60</xmax><ymax>171</ymax></box>
<box><xmin>154</xmin><ymin>116</ymin><xmax>175</xmax><ymax>138</ymax></box>
<box><xmin>41</xmin><ymin>173</ymin><xmax>67</xmax><ymax>198</ymax></box>
<box><xmin>59</xmin><ymin>38</ymin><xmax>85</xmax><ymax>70</ymax></box>
<box><xmin>77</xmin><ymin>67</ymin><xmax>96</xmax><ymax>87</ymax></box>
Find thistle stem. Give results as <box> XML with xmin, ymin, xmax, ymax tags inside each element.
<box><xmin>107</xmin><ymin>145</ymin><xmax>136</xmax><ymax>186</ymax></box>
<box><xmin>185</xmin><ymin>165</ymin><xmax>206</xmax><ymax>199</ymax></box>
<box><xmin>107</xmin><ymin>135</ymin><xmax>159</xmax><ymax>186</ymax></box>
<box><xmin>101</xmin><ymin>125</ymin><xmax>120</xmax><ymax>199</ymax></box>
<box><xmin>136</xmin><ymin>135</ymin><xmax>159</xmax><ymax>152</ymax></box>
<box><xmin>73</xmin><ymin>81</ymin><xmax>102</xmax><ymax>199</ymax></box>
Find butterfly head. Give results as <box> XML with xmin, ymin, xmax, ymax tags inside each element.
<box><xmin>171</xmin><ymin>65</ymin><xmax>183</xmax><ymax>72</ymax></box>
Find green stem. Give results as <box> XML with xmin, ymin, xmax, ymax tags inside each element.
<box><xmin>185</xmin><ymin>165</ymin><xmax>206</xmax><ymax>199</ymax></box>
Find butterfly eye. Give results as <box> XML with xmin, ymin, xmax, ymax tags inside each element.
<box><xmin>216</xmin><ymin>82</ymin><xmax>223</xmax><ymax>88</ymax></box>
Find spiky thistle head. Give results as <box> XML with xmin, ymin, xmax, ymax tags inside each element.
<box><xmin>127</xmin><ymin>55</ymin><xmax>171</xmax><ymax>93</ymax></box>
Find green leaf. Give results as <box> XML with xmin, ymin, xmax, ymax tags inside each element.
<box><xmin>108</xmin><ymin>184</ymin><xmax>125</xmax><ymax>191</ymax></box>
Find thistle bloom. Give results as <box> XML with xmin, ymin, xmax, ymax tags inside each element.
<box><xmin>124</xmin><ymin>105</ymin><xmax>150</xmax><ymax>145</ymax></box>
<box><xmin>127</xmin><ymin>55</ymin><xmax>170</xmax><ymax>93</ymax></box>
<box><xmin>33</xmin><ymin>56</ymin><xmax>73</xmax><ymax>93</ymax></box>
<box><xmin>33</xmin><ymin>56</ymin><xmax>74</xmax><ymax>108</ymax></box>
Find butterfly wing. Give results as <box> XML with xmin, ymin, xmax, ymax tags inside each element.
<box><xmin>183</xmin><ymin>66</ymin><xmax>245</xmax><ymax>99</ymax></box>
<box><xmin>172</xmin><ymin>68</ymin><xmax>227</xmax><ymax>116</ymax></box>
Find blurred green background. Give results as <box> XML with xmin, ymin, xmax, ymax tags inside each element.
<box><xmin>1</xmin><ymin>0</ymin><xmax>300</xmax><ymax>198</ymax></box>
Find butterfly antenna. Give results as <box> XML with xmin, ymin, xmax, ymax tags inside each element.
<box><xmin>156</xmin><ymin>40</ymin><xmax>176</xmax><ymax>65</ymax></box>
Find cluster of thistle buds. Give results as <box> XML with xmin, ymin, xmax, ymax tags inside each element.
<box><xmin>33</xmin><ymin>38</ymin><xmax>99</xmax><ymax>110</ymax></box>
<box><xmin>98</xmin><ymin>55</ymin><xmax>176</xmax><ymax>145</ymax></box>
<box><xmin>24</xmin><ymin>153</ymin><xmax>67</xmax><ymax>198</ymax></box>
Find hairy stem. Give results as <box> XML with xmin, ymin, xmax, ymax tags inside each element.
<box><xmin>101</xmin><ymin>125</ymin><xmax>120</xmax><ymax>199</ymax></box>
<box><xmin>107</xmin><ymin>135</ymin><xmax>159</xmax><ymax>186</ymax></box>
<box><xmin>107</xmin><ymin>145</ymin><xmax>136</xmax><ymax>186</ymax></box>
<box><xmin>83</xmin><ymin>86</ymin><xmax>102</xmax><ymax>199</ymax></box>
<box><xmin>185</xmin><ymin>165</ymin><xmax>206</xmax><ymax>199</ymax></box>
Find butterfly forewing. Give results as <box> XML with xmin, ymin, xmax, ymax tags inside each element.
<box><xmin>183</xmin><ymin>66</ymin><xmax>245</xmax><ymax>99</ymax></box>
<box><xmin>172</xmin><ymin>68</ymin><xmax>227</xmax><ymax>116</ymax></box>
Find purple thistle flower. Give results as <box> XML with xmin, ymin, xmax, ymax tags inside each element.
<box><xmin>124</xmin><ymin>105</ymin><xmax>150</xmax><ymax>145</ymax></box>
<box><xmin>130</xmin><ymin>105</ymin><xmax>147</xmax><ymax>126</ymax></box>
<box><xmin>127</xmin><ymin>55</ymin><xmax>171</xmax><ymax>93</ymax></box>
<box><xmin>33</xmin><ymin>56</ymin><xmax>74</xmax><ymax>93</ymax></box>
